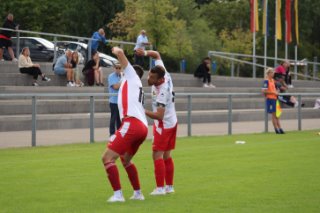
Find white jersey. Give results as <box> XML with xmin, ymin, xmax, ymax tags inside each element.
<box><xmin>151</xmin><ymin>60</ymin><xmax>177</xmax><ymax>129</ymax></box>
<box><xmin>118</xmin><ymin>63</ymin><xmax>148</xmax><ymax>127</ymax></box>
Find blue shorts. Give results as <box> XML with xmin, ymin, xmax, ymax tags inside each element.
<box><xmin>266</xmin><ymin>99</ymin><xmax>276</xmax><ymax>113</ymax></box>
<box><xmin>54</xmin><ymin>67</ymin><xmax>66</xmax><ymax>75</ymax></box>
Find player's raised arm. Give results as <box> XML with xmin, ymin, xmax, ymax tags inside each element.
<box><xmin>112</xmin><ymin>47</ymin><xmax>128</xmax><ymax>69</ymax></box>
<box><xmin>145</xmin><ymin>107</ymin><xmax>165</xmax><ymax>120</ymax></box>
<box><xmin>136</xmin><ymin>48</ymin><xmax>161</xmax><ymax>60</ymax></box>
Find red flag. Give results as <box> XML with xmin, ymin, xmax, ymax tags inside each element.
<box><xmin>293</xmin><ymin>0</ymin><xmax>299</xmax><ymax>45</ymax></box>
<box><xmin>250</xmin><ymin>0</ymin><xmax>259</xmax><ymax>32</ymax></box>
<box><xmin>285</xmin><ymin>0</ymin><xmax>292</xmax><ymax>43</ymax></box>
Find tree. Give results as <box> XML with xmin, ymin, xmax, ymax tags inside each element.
<box><xmin>194</xmin><ymin>0</ymin><xmax>213</xmax><ymax>8</ymax></box>
<box><xmin>218</xmin><ymin>28</ymin><xmax>253</xmax><ymax>76</ymax></box>
<box><xmin>0</xmin><ymin>0</ymin><xmax>124</xmax><ymax>37</ymax></box>
<box><xmin>108</xmin><ymin>0</ymin><xmax>193</xmax><ymax>70</ymax></box>
<box><xmin>200</xmin><ymin>0</ymin><xmax>250</xmax><ymax>35</ymax></box>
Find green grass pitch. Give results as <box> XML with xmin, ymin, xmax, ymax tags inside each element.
<box><xmin>1</xmin><ymin>130</ymin><xmax>320</xmax><ymax>213</ymax></box>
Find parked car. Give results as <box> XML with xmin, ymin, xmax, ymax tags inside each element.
<box><xmin>55</xmin><ymin>41</ymin><xmax>118</xmax><ymax>67</ymax></box>
<box><xmin>55</xmin><ymin>41</ymin><xmax>86</xmax><ymax>64</ymax></box>
<box><xmin>3</xmin><ymin>37</ymin><xmax>64</xmax><ymax>62</ymax></box>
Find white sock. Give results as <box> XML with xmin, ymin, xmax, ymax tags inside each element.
<box><xmin>114</xmin><ymin>190</ymin><xmax>123</xmax><ymax>197</ymax></box>
<box><xmin>134</xmin><ymin>190</ymin><xmax>141</xmax><ymax>195</ymax></box>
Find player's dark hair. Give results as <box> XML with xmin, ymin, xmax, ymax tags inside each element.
<box><xmin>133</xmin><ymin>65</ymin><xmax>144</xmax><ymax>79</ymax></box>
<box><xmin>150</xmin><ymin>65</ymin><xmax>165</xmax><ymax>79</ymax></box>
<box><xmin>91</xmin><ymin>50</ymin><xmax>98</xmax><ymax>58</ymax></box>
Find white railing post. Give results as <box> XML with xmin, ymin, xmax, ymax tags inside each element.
<box><xmin>32</xmin><ymin>96</ymin><xmax>37</xmax><ymax>147</ymax></box>
<box><xmin>298</xmin><ymin>95</ymin><xmax>302</xmax><ymax>131</ymax></box>
<box><xmin>90</xmin><ymin>96</ymin><xmax>95</xmax><ymax>143</ymax></box>
<box><xmin>187</xmin><ymin>95</ymin><xmax>192</xmax><ymax>137</ymax></box>
<box><xmin>16</xmin><ymin>31</ymin><xmax>20</xmax><ymax>59</ymax></box>
<box><xmin>228</xmin><ymin>95</ymin><xmax>233</xmax><ymax>135</ymax></box>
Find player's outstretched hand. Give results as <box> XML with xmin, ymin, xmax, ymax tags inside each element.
<box><xmin>112</xmin><ymin>46</ymin><xmax>122</xmax><ymax>56</ymax></box>
<box><xmin>135</xmin><ymin>48</ymin><xmax>145</xmax><ymax>56</ymax></box>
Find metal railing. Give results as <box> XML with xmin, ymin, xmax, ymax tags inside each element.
<box><xmin>0</xmin><ymin>27</ymin><xmax>155</xmax><ymax>68</ymax></box>
<box><xmin>0</xmin><ymin>92</ymin><xmax>319</xmax><ymax>147</ymax></box>
<box><xmin>0</xmin><ymin>27</ymin><xmax>135</xmax><ymax>62</ymax></box>
<box><xmin>208</xmin><ymin>51</ymin><xmax>320</xmax><ymax>81</ymax></box>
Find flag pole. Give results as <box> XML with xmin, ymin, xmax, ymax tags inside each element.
<box><xmin>285</xmin><ymin>21</ymin><xmax>288</xmax><ymax>59</ymax></box>
<box><xmin>253</xmin><ymin>0</ymin><xmax>256</xmax><ymax>78</ymax></box>
<box><xmin>264</xmin><ymin>0</ymin><xmax>268</xmax><ymax>69</ymax></box>
<box><xmin>294</xmin><ymin>45</ymin><xmax>298</xmax><ymax>80</ymax></box>
<box><xmin>274</xmin><ymin>0</ymin><xmax>278</xmax><ymax>67</ymax></box>
<box><xmin>264</xmin><ymin>31</ymin><xmax>267</xmax><ymax>69</ymax></box>
<box><xmin>253</xmin><ymin>33</ymin><xmax>256</xmax><ymax>78</ymax></box>
<box><xmin>294</xmin><ymin>0</ymin><xmax>298</xmax><ymax>80</ymax></box>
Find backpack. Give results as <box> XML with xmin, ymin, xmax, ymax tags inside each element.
<box><xmin>82</xmin><ymin>60</ymin><xmax>96</xmax><ymax>86</ymax></box>
<box><xmin>82</xmin><ymin>68</ymin><xmax>94</xmax><ymax>86</ymax></box>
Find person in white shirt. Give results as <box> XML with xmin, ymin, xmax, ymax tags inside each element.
<box><xmin>18</xmin><ymin>47</ymin><xmax>50</xmax><ymax>86</ymax></box>
<box><xmin>136</xmin><ymin>48</ymin><xmax>178</xmax><ymax>196</ymax></box>
<box><xmin>133</xmin><ymin>30</ymin><xmax>150</xmax><ymax>67</ymax></box>
<box><xmin>101</xmin><ymin>46</ymin><xmax>148</xmax><ymax>202</ymax></box>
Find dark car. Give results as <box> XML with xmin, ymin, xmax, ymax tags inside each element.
<box><xmin>3</xmin><ymin>37</ymin><xmax>64</xmax><ymax>62</ymax></box>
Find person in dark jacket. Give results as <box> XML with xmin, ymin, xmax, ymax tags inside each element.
<box><xmin>82</xmin><ymin>51</ymin><xmax>104</xmax><ymax>86</ymax></box>
<box><xmin>194</xmin><ymin>57</ymin><xmax>215</xmax><ymax>88</ymax></box>
<box><xmin>0</xmin><ymin>13</ymin><xmax>19</xmax><ymax>61</ymax></box>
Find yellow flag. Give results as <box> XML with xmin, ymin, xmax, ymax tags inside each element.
<box><xmin>276</xmin><ymin>0</ymin><xmax>282</xmax><ymax>40</ymax></box>
<box><xmin>262</xmin><ymin>0</ymin><xmax>268</xmax><ymax>35</ymax></box>
<box><xmin>276</xmin><ymin>100</ymin><xmax>282</xmax><ymax>118</ymax></box>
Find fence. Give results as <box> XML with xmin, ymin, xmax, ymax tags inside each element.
<box><xmin>0</xmin><ymin>27</ymin><xmax>135</xmax><ymax>56</ymax></box>
<box><xmin>0</xmin><ymin>92</ymin><xmax>319</xmax><ymax>147</ymax></box>
<box><xmin>208</xmin><ymin>51</ymin><xmax>320</xmax><ymax>81</ymax></box>
<box><xmin>0</xmin><ymin>27</ymin><xmax>154</xmax><ymax>68</ymax></box>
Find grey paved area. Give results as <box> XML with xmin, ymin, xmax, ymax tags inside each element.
<box><xmin>1</xmin><ymin>119</ymin><xmax>319</xmax><ymax>149</ymax></box>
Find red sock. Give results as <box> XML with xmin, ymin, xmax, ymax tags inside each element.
<box><xmin>104</xmin><ymin>162</ymin><xmax>121</xmax><ymax>191</ymax></box>
<box><xmin>125</xmin><ymin>163</ymin><xmax>140</xmax><ymax>190</ymax></box>
<box><xmin>164</xmin><ymin>158</ymin><xmax>174</xmax><ymax>186</ymax></box>
<box><xmin>154</xmin><ymin>159</ymin><xmax>165</xmax><ymax>187</ymax></box>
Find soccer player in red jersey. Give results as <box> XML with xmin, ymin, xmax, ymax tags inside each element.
<box><xmin>137</xmin><ymin>48</ymin><xmax>178</xmax><ymax>195</ymax></box>
<box><xmin>101</xmin><ymin>47</ymin><xmax>148</xmax><ymax>202</ymax></box>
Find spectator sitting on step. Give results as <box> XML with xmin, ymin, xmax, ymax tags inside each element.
<box><xmin>71</xmin><ymin>51</ymin><xmax>84</xmax><ymax>87</ymax></box>
<box><xmin>18</xmin><ymin>47</ymin><xmax>50</xmax><ymax>86</ymax></box>
<box><xmin>54</xmin><ymin>50</ymin><xmax>75</xmax><ymax>87</ymax></box>
<box><xmin>284</xmin><ymin>64</ymin><xmax>293</xmax><ymax>88</ymax></box>
<box><xmin>274</xmin><ymin>60</ymin><xmax>293</xmax><ymax>87</ymax></box>
<box><xmin>275</xmin><ymin>78</ymin><xmax>303</xmax><ymax>108</ymax></box>
<box><xmin>82</xmin><ymin>51</ymin><xmax>104</xmax><ymax>86</ymax></box>
<box><xmin>313</xmin><ymin>98</ymin><xmax>320</xmax><ymax>109</ymax></box>
<box><xmin>194</xmin><ymin>57</ymin><xmax>215</xmax><ymax>88</ymax></box>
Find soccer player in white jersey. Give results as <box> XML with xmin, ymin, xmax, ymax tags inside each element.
<box><xmin>101</xmin><ymin>47</ymin><xmax>148</xmax><ymax>202</ymax></box>
<box><xmin>136</xmin><ymin>48</ymin><xmax>178</xmax><ymax>195</ymax></box>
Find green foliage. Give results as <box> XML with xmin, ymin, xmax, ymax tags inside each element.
<box><xmin>201</xmin><ymin>0</ymin><xmax>250</xmax><ymax>35</ymax></box>
<box><xmin>217</xmin><ymin>28</ymin><xmax>254</xmax><ymax>76</ymax></box>
<box><xmin>1</xmin><ymin>131</ymin><xmax>320</xmax><ymax>212</ymax></box>
<box><xmin>163</xmin><ymin>19</ymin><xmax>193</xmax><ymax>60</ymax></box>
<box><xmin>1</xmin><ymin>0</ymin><xmax>320</xmax><ymax>74</ymax></box>
<box><xmin>108</xmin><ymin>0</ymin><xmax>194</xmax><ymax>70</ymax></box>
<box><xmin>0</xmin><ymin>0</ymin><xmax>124</xmax><ymax>37</ymax></box>
<box><xmin>186</xmin><ymin>18</ymin><xmax>221</xmax><ymax>73</ymax></box>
